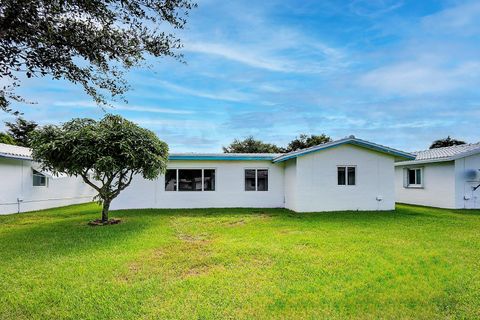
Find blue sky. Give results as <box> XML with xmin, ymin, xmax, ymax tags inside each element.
<box><xmin>2</xmin><ymin>0</ymin><xmax>480</xmax><ymax>152</ymax></box>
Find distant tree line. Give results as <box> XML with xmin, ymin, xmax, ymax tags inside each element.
<box><xmin>429</xmin><ymin>136</ymin><xmax>466</xmax><ymax>149</ymax></box>
<box><xmin>223</xmin><ymin>134</ymin><xmax>333</xmax><ymax>153</ymax></box>
<box><xmin>224</xmin><ymin>134</ymin><xmax>470</xmax><ymax>153</ymax></box>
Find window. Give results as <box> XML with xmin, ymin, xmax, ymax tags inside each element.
<box><xmin>338</xmin><ymin>166</ymin><xmax>356</xmax><ymax>186</ymax></box>
<box><xmin>245</xmin><ymin>169</ymin><xmax>268</xmax><ymax>191</ymax></box>
<box><xmin>33</xmin><ymin>170</ymin><xmax>47</xmax><ymax>187</ymax></box>
<box><xmin>165</xmin><ymin>169</ymin><xmax>177</xmax><ymax>191</ymax></box>
<box><xmin>165</xmin><ymin>169</ymin><xmax>215</xmax><ymax>191</ymax></box>
<box><xmin>406</xmin><ymin>168</ymin><xmax>422</xmax><ymax>187</ymax></box>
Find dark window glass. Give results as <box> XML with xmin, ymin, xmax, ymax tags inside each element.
<box><xmin>178</xmin><ymin>169</ymin><xmax>202</xmax><ymax>191</ymax></box>
<box><xmin>257</xmin><ymin>169</ymin><xmax>268</xmax><ymax>191</ymax></box>
<box><xmin>347</xmin><ymin>167</ymin><xmax>356</xmax><ymax>185</ymax></box>
<box><xmin>165</xmin><ymin>169</ymin><xmax>177</xmax><ymax>191</ymax></box>
<box><xmin>408</xmin><ymin>169</ymin><xmax>416</xmax><ymax>185</ymax></box>
<box><xmin>338</xmin><ymin>167</ymin><xmax>346</xmax><ymax>185</ymax></box>
<box><xmin>33</xmin><ymin>170</ymin><xmax>47</xmax><ymax>187</ymax></box>
<box><xmin>416</xmin><ymin>169</ymin><xmax>422</xmax><ymax>185</ymax></box>
<box><xmin>203</xmin><ymin>169</ymin><xmax>215</xmax><ymax>191</ymax></box>
<box><xmin>245</xmin><ymin>169</ymin><xmax>256</xmax><ymax>191</ymax></box>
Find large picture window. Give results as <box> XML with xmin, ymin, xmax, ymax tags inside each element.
<box><xmin>245</xmin><ymin>169</ymin><xmax>268</xmax><ymax>191</ymax></box>
<box><xmin>337</xmin><ymin>166</ymin><xmax>356</xmax><ymax>186</ymax></box>
<box><xmin>165</xmin><ymin>169</ymin><xmax>215</xmax><ymax>191</ymax></box>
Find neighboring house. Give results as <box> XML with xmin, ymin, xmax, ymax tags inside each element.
<box><xmin>0</xmin><ymin>143</ymin><xmax>96</xmax><ymax>215</ymax></box>
<box><xmin>395</xmin><ymin>143</ymin><xmax>480</xmax><ymax>209</ymax></box>
<box><xmin>112</xmin><ymin>136</ymin><xmax>414</xmax><ymax>212</ymax></box>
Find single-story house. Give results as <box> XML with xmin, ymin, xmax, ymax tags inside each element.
<box><xmin>112</xmin><ymin>136</ymin><xmax>415</xmax><ymax>212</ymax></box>
<box><xmin>0</xmin><ymin>143</ymin><xmax>96</xmax><ymax>215</ymax></box>
<box><xmin>395</xmin><ymin>143</ymin><xmax>480</xmax><ymax>209</ymax></box>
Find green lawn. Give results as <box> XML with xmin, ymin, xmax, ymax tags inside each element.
<box><xmin>1</xmin><ymin>204</ymin><xmax>480</xmax><ymax>319</ymax></box>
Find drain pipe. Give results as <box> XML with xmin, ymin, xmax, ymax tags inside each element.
<box><xmin>17</xmin><ymin>197</ymin><xmax>23</xmax><ymax>214</ymax></box>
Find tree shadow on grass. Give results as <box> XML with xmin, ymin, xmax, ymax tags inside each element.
<box><xmin>0</xmin><ymin>205</ymin><xmax>158</xmax><ymax>264</ymax></box>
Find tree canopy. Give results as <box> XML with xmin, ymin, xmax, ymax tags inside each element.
<box><xmin>5</xmin><ymin>117</ymin><xmax>38</xmax><ymax>146</ymax></box>
<box><xmin>0</xmin><ymin>132</ymin><xmax>16</xmax><ymax>145</ymax></box>
<box><xmin>284</xmin><ymin>134</ymin><xmax>332</xmax><ymax>152</ymax></box>
<box><xmin>30</xmin><ymin>114</ymin><xmax>169</xmax><ymax>223</ymax></box>
<box><xmin>0</xmin><ymin>0</ymin><xmax>196</xmax><ymax>113</ymax></box>
<box><xmin>223</xmin><ymin>133</ymin><xmax>332</xmax><ymax>153</ymax></box>
<box><xmin>222</xmin><ymin>136</ymin><xmax>283</xmax><ymax>153</ymax></box>
<box><xmin>429</xmin><ymin>136</ymin><xmax>466</xmax><ymax>149</ymax></box>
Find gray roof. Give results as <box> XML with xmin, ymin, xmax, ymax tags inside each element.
<box><xmin>396</xmin><ymin>142</ymin><xmax>480</xmax><ymax>165</ymax></box>
<box><xmin>0</xmin><ymin>143</ymin><xmax>32</xmax><ymax>160</ymax></box>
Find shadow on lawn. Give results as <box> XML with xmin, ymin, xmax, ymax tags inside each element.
<box><xmin>0</xmin><ymin>205</ymin><xmax>155</xmax><ymax>263</ymax></box>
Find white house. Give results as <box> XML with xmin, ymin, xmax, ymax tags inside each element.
<box><xmin>112</xmin><ymin>136</ymin><xmax>414</xmax><ymax>212</ymax></box>
<box><xmin>395</xmin><ymin>143</ymin><xmax>480</xmax><ymax>209</ymax></box>
<box><xmin>0</xmin><ymin>143</ymin><xmax>96</xmax><ymax>215</ymax></box>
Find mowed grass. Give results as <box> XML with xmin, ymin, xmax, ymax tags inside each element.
<box><xmin>1</xmin><ymin>204</ymin><xmax>480</xmax><ymax>319</ymax></box>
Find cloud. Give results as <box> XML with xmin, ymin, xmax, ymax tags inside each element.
<box><xmin>53</xmin><ymin>100</ymin><xmax>195</xmax><ymax>115</ymax></box>
<box><xmin>348</xmin><ymin>0</ymin><xmax>404</xmax><ymax>17</ymax></box>
<box><xmin>185</xmin><ymin>40</ymin><xmax>348</xmax><ymax>74</ymax></box>
<box><xmin>157</xmin><ymin>80</ymin><xmax>252</xmax><ymax>102</ymax></box>
<box><xmin>422</xmin><ymin>1</ymin><xmax>480</xmax><ymax>35</ymax></box>
<box><xmin>359</xmin><ymin>60</ymin><xmax>480</xmax><ymax>95</ymax></box>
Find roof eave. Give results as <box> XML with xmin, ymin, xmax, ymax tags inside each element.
<box><xmin>273</xmin><ymin>139</ymin><xmax>415</xmax><ymax>163</ymax></box>
<box><xmin>0</xmin><ymin>153</ymin><xmax>32</xmax><ymax>161</ymax></box>
<box><xmin>168</xmin><ymin>155</ymin><xmax>277</xmax><ymax>161</ymax></box>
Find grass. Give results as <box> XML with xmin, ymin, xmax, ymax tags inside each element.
<box><xmin>0</xmin><ymin>204</ymin><xmax>480</xmax><ymax>319</ymax></box>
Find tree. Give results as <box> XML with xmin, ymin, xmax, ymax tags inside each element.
<box><xmin>429</xmin><ymin>136</ymin><xmax>466</xmax><ymax>149</ymax></box>
<box><xmin>5</xmin><ymin>117</ymin><xmax>38</xmax><ymax>147</ymax></box>
<box><xmin>0</xmin><ymin>0</ymin><xmax>196</xmax><ymax>113</ymax></box>
<box><xmin>30</xmin><ymin>114</ymin><xmax>168</xmax><ymax>223</ymax></box>
<box><xmin>223</xmin><ymin>136</ymin><xmax>283</xmax><ymax>153</ymax></box>
<box><xmin>0</xmin><ymin>132</ymin><xmax>16</xmax><ymax>145</ymax></box>
<box><xmin>284</xmin><ymin>134</ymin><xmax>332</xmax><ymax>152</ymax></box>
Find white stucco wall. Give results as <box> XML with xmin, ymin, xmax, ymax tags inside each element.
<box><xmin>111</xmin><ymin>160</ymin><xmax>285</xmax><ymax>210</ymax></box>
<box><xmin>283</xmin><ymin>159</ymin><xmax>297</xmax><ymax>211</ymax></box>
<box><xmin>293</xmin><ymin>144</ymin><xmax>395</xmax><ymax>212</ymax></box>
<box><xmin>455</xmin><ymin>153</ymin><xmax>480</xmax><ymax>209</ymax></box>
<box><xmin>0</xmin><ymin>158</ymin><xmax>96</xmax><ymax>215</ymax></box>
<box><xmin>395</xmin><ymin>161</ymin><xmax>455</xmax><ymax>208</ymax></box>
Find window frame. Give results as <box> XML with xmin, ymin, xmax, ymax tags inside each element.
<box><xmin>32</xmin><ymin>169</ymin><xmax>48</xmax><ymax>187</ymax></box>
<box><xmin>337</xmin><ymin>165</ymin><xmax>357</xmax><ymax>186</ymax></box>
<box><xmin>244</xmin><ymin>168</ymin><xmax>269</xmax><ymax>192</ymax></box>
<box><xmin>405</xmin><ymin>167</ymin><xmax>423</xmax><ymax>188</ymax></box>
<box><xmin>164</xmin><ymin>168</ymin><xmax>216</xmax><ymax>192</ymax></box>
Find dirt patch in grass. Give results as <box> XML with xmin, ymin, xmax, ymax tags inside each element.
<box><xmin>177</xmin><ymin>233</ymin><xmax>211</xmax><ymax>243</ymax></box>
<box><xmin>88</xmin><ymin>218</ymin><xmax>121</xmax><ymax>226</ymax></box>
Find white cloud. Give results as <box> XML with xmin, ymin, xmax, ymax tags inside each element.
<box><xmin>158</xmin><ymin>80</ymin><xmax>252</xmax><ymax>102</ymax></box>
<box><xmin>360</xmin><ymin>60</ymin><xmax>480</xmax><ymax>95</ymax></box>
<box><xmin>53</xmin><ymin>100</ymin><xmax>194</xmax><ymax>115</ymax></box>
<box><xmin>422</xmin><ymin>1</ymin><xmax>480</xmax><ymax>35</ymax></box>
<box><xmin>183</xmin><ymin>30</ymin><xmax>348</xmax><ymax>74</ymax></box>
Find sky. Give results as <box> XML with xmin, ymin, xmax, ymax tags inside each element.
<box><xmin>1</xmin><ymin>0</ymin><xmax>480</xmax><ymax>152</ymax></box>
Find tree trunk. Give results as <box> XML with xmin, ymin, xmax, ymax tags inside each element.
<box><xmin>102</xmin><ymin>199</ymin><xmax>111</xmax><ymax>222</ymax></box>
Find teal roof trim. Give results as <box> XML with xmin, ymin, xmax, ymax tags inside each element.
<box><xmin>169</xmin><ymin>155</ymin><xmax>276</xmax><ymax>161</ymax></box>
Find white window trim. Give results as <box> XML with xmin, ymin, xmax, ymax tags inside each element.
<box><xmin>337</xmin><ymin>165</ymin><xmax>357</xmax><ymax>186</ymax></box>
<box><xmin>32</xmin><ymin>170</ymin><xmax>48</xmax><ymax>187</ymax></box>
<box><xmin>244</xmin><ymin>168</ymin><xmax>269</xmax><ymax>192</ymax></box>
<box><xmin>405</xmin><ymin>167</ymin><xmax>423</xmax><ymax>188</ymax></box>
<box><xmin>165</xmin><ymin>168</ymin><xmax>217</xmax><ymax>192</ymax></box>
